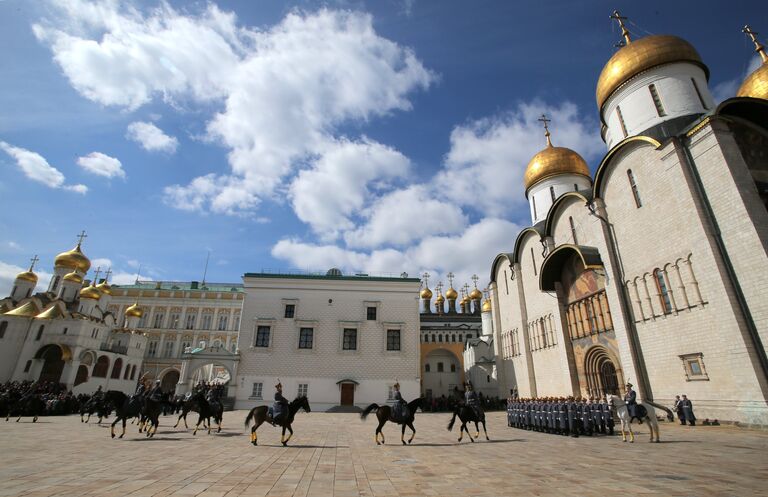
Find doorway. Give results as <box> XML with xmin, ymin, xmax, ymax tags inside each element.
<box><xmin>340</xmin><ymin>383</ymin><xmax>354</xmax><ymax>405</ymax></box>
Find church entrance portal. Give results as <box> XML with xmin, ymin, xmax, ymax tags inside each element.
<box><xmin>584</xmin><ymin>346</ymin><xmax>622</xmax><ymax>397</ymax></box>
<box><xmin>38</xmin><ymin>345</ymin><xmax>65</xmax><ymax>384</ymax></box>
<box><xmin>340</xmin><ymin>384</ymin><xmax>354</xmax><ymax>406</ymax></box>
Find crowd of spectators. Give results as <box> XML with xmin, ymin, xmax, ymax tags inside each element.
<box><xmin>0</xmin><ymin>380</ymin><xmax>90</xmax><ymax>416</ymax></box>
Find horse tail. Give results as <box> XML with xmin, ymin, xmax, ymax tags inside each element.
<box><xmin>244</xmin><ymin>408</ymin><xmax>256</xmax><ymax>429</ymax></box>
<box><xmin>360</xmin><ymin>403</ymin><xmax>379</xmax><ymax>420</ymax></box>
<box><xmin>447</xmin><ymin>408</ymin><xmax>459</xmax><ymax>431</ymax></box>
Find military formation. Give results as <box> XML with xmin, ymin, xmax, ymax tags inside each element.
<box><xmin>506</xmin><ymin>397</ymin><xmax>615</xmax><ymax>437</ymax></box>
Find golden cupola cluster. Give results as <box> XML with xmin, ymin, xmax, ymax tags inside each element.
<box><xmin>445</xmin><ymin>286</ymin><xmax>458</xmax><ymax>300</ymax></box>
<box><xmin>79</xmin><ymin>285</ymin><xmax>102</xmax><ymax>300</ymax></box>
<box><xmin>523</xmin><ymin>120</ymin><xmax>590</xmax><ymax>192</ymax></box>
<box><xmin>54</xmin><ymin>242</ymin><xmax>91</xmax><ymax>273</ymax></box>
<box><xmin>738</xmin><ymin>25</ymin><xmax>768</xmax><ymax>100</ymax></box>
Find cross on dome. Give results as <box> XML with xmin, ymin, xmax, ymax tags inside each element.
<box><xmin>538</xmin><ymin>114</ymin><xmax>553</xmax><ymax>147</ymax></box>
<box><xmin>93</xmin><ymin>266</ymin><xmax>102</xmax><ymax>283</ymax></box>
<box><xmin>104</xmin><ymin>268</ymin><xmax>112</xmax><ymax>283</ymax></box>
<box><xmin>743</xmin><ymin>25</ymin><xmax>768</xmax><ymax>63</ymax></box>
<box><xmin>610</xmin><ymin>10</ymin><xmax>631</xmax><ymax>45</ymax></box>
<box><xmin>29</xmin><ymin>255</ymin><xmax>39</xmax><ymax>272</ymax></box>
<box><xmin>76</xmin><ymin>230</ymin><xmax>88</xmax><ymax>247</ymax></box>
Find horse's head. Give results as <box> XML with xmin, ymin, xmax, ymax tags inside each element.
<box><xmin>292</xmin><ymin>395</ymin><xmax>311</xmax><ymax>413</ymax></box>
<box><xmin>605</xmin><ymin>394</ymin><xmax>619</xmax><ymax>407</ymax></box>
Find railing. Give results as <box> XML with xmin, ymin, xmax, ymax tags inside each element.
<box><xmin>99</xmin><ymin>343</ymin><xmax>128</xmax><ymax>355</ymax></box>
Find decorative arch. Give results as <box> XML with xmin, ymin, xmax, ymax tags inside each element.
<box><xmin>110</xmin><ymin>358</ymin><xmax>123</xmax><ymax>379</ymax></box>
<box><xmin>78</xmin><ymin>349</ymin><xmax>97</xmax><ymax>366</ymax></box>
<box><xmin>539</xmin><ymin>244</ymin><xmax>604</xmax><ymax>292</ymax></box>
<box><xmin>489</xmin><ymin>253</ymin><xmax>514</xmax><ymax>283</ymax></box>
<box><xmin>592</xmin><ymin>135</ymin><xmax>662</xmax><ymax>199</ymax></box>
<box><xmin>543</xmin><ymin>191</ymin><xmax>592</xmax><ymax>237</ymax></box>
<box><xmin>512</xmin><ymin>227</ymin><xmax>544</xmax><ymax>265</ymax></box>
<box><xmin>35</xmin><ymin>344</ymin><xmax>69</xmax><ymax>384</ymax></box>
<box><xmin>74</xmin><ymin>365</ymin><xmax>89</xmax><ymax>387</ymax></box>
<box><xmin>34</xmin><ymin>343</ymin><xmax>72</xmax><ymax>362</ymax></box>
<box><xmin>583</xmin><ymin>345</ymin><xmax>623</xmax><ymax>398</ymax></box>
<box><xmin>92</xmin><ymin>355</ymin><xmax>110</xmax><ymax>378</ymax></box>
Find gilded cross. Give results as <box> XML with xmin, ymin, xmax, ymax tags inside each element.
<box><xmin>29</xmin><ymin>255</ymin><xmax>39</xmax><ymax>271</ymax></box>
<box><xmin>743</xmin><ymin>25</ymin><xmax>768</xmax><ymax>63</ymax></box>
<box><xmin>76</xmin><ymin>230</ymin><xmax>88</xmax><ymax>246</ymax></box>
<box><xmin>471</xmin><ymin>274</ymin><xmax>479</xmax><ymax>288</ymax></box>
<box><xmin>422</xmin><ymin>272</ymin><xmax>430</xmax><ymax>288</ymax></box>
<box><xmin>610</xmin><ymin>10</ymin><xmax>632</xmax><ymax>45</ymax></box>
<box><xmin>538</xmin><ymin>114</ymin><xmax>552</xmax><ymax>146</ymax></box>
<box><xmin>104</xmin><ymin>267</ymin><xmax>112</xmax><ymax>283</ymax></box>
<box><xmin>446</xmin><ymin>272</ymin><xmax>454</xmax><ymax>288</ymax></box>
<box><xmin>93</xmin><ymin>267</ymin><xmax>102</xmax><ymax>282</ymax></box>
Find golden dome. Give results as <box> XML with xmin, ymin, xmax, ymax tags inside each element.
<box><xmin>54</xmin><ymin>243</ymin><xmax>90</xmax><ymax>273</ymax></box>
<box><xmin>737</xmin><ymin>61</ymin><xmax>768</xmax><ymax>100</ymax></box>
<box><xmin>469</xmin><ymin>288</ymin><xmax>483</xmax><ymax>300</ymax></box>
<box><xmin>481</xmin><ymin>299</ymin><xmax>492</xmax><ymax>313</ymax></box>
<box><xmin>524</xmin><ymin>145</ymin><xmax>590</xmax><ymax>191</ymax></box>
<box><xmin>4</xmin><ymin>301</ymin><xmax>40</xmax><ymax>317</ymax></box>
<box><xmin>16</xmin><ymin>271</ymin><xmax>38</xmax><ymax>283</ymax></box>
<box><xmin>445</xmin><ymin>287</ymin><xmax>458</xmax><ymax>300</ymax></box>
<box><xmin>96</xmin><ymin>281</ymin><xmax>113</xmax><ymax>296</ymax></box>
<box><xmin>435</xmin><ymin>293</ymin><xmax>445</xmax><ymax>303</ymax></box>
<box><xmin>125</xmin><ymin>303</ymin><xmax>143</xmax><ymax>318</ymax></box>
<box><xmin>79</xmin><ymin>286</ymin><xmax>101</xmax><ymax>300</ymax></box>
<box><xmin>420</xmin><ymin>287</ymin><xmax>433</xmax><ymax>299</ymax></box>
<box><xmin>596</xmin><ymin>35</ymin><xmax>708</xmax><ymax>111</ymax></box>
<box><xmin>62</xmin><ymin>272</ymin><xmax>83</xmax><ymax>284</ymax></box>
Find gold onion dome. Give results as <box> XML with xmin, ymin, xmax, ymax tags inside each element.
<box><xmin>54</xmin><ymin>244</ymin><xmax>91</xmax><ymax>273</ymax></box>
<box><xmin>524</xmin><ymin>145</ymin><xmax>590</xmax><ymax>191</ymax></box>
<box><xmin>436</xmin><ymin>293</ymin><xmax>445</xmax><ymax>303</ymax></box>
<box><xmin>125</xmin><ymin>303</ymin><xmax>143</xmax><ymax>318</ymax></box>
<box><xmin>96</xmin><ymin>281</ymin><xmax>113</xmax><ymax>295</ymax></box>
<box><xmin>420</xmin><ymin>287</ymin><xmax>433</xmax><ymax>299</ymax></box>
<box><xmin>16</xmin><ymin>271</ymin><xmax>38</xmax><ymax>283</ymax></box>
<box><xmin>79</xmin><ymin>286</ymin><xmax>101</xmax><ymax>300</ymax></box>
<box><xmin>445</xmin><ymin>287</ymin><xmax>458</xmax><ymax>300</ymax></box>
<box><xmin>596</xmin><ymin>35</ymin><xmax>708</xmax><ymax>111</ymax></box>
<box><xmin>62</xmin><ymin>272</ymin><xmax>83</xmax><ymax>284</ymax></box>
<box><xmin>737</xmin><ymin>26</ymin><xmax>768</xmax><ymax>100</ymax></box>
<box><xmin>482</xmin><ymin>299</ymin><xmax>492</xmax><ymax>313</ymax></box>
<box><xmin>469</xmin><ymin>288</ymin><xmax>483</xmax><ymax>300</ymax></box>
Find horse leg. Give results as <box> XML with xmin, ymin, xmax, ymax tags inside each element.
<box><xmin>284</xmin><ymin>425</ymin><xmax>293</xmax><ymax>445</ymax></box>
<box><xmin>193</xmin><ymin>414</ymin><xmax>203</xmax><ymax>436</ymax></box>
<box><xmin>207</xmin><ymin>416</ymin><xmax>212</xmax><ymax>435</ymax></box>
<box><xmin>482</xmin><ymin>420</ymin><xmax>490</xmax><ymax>441</ymax></box>
<box><xmin>474</xmin><ymin>421</ymin><xmax>480</xmax><ymax>439</ymax></box>
<box><xmin>173</xmin><ymin>412</ymin><xmax>182</xmax><ymax>428</ymax></box>
<box><xmin>121</xmin><ymin>418</ymin><xmax>127</xmax><ymax>439</ymax></box>
<box><xmin>111</xmin><ymin>418</ymin><xmax>118</xmax><ymax>438</ymax></box>
<box><xmin>217</xmin><ymin>415</ymin><xmax>222</xmax><ymax>433</ymax></box>
<box><xmin>250</xmin><ymin>425</ymin><xmax>258</xmax><ymax>445</ymax></box>
<box><xmin>401</xmin><ymin>423</ymin><xmax>407</xmax><ymax>445</ymax></box>
<box><xmin>377</xmin><ymin>418</ymin><xmax>386</xmax><ymax>445</ymax></box>
<box><xmin>281</xmin><ymin>426</ymin><xmax>287</xmax><ymax>446</ymax></box>
<box><xmin>458</xmin><ymin>421</ymin><xmax>466</xmax><ymax>442</ymax></box>
<box><xmin>407</xmin><ymin>421</ymin><xmax>416</xmax><ymax>444</ymax></box>
<box><xmin>629</xmin><ymin>425</ymin><xmax>635</xmax><ymax>443</ymax></box>
<box><xmin>620</xmin><ymin>420</ymin><xmax>627</xmax><ymax>442</ymax></box>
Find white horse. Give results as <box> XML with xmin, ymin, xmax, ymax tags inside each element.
<box><xmin>606</xmin><ymin>394</ymin><xmax>660</xmax><ymax>443</ymax></box>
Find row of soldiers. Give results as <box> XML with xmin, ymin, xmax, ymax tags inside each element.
<box><xmin>506</xmin><ymin>397</ymin><xmax>615</xmax><ymax>437</ymax></box>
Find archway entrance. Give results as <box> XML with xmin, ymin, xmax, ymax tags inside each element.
<box><xmin>584</xmin><ymin>346</ymin><xmax>623</xmax><ymax>397</ymax></box>
<box><xmin>74</xmin><ymin>365</ymin><xmax>89</xmax><ymax>387</ymax></box>
<box><xmin>161</xmin><ymin>370</ymin><xmax>180</xmax><ymax>393</ymax></box>
<box><xmin>37</xmin><ymin>345</ymin><xmax>65</xmax><ymax>384</ymax></box>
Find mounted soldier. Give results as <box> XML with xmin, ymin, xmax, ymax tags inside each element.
<box><xmin>392</xmin><ymin>382</ymin><xmax>409</xmax><ymax>421</ymax></box>
<box><xmin>464</xmin><ymin>382</ymin><xmax>482</xmax><ymax>419</ymax></box>
<box><xmin>624</xmin><ymin>382</ymin><xmax>644</xmax><ymax>423</ymax></box>
<box><xmin>270</xmin><ymin>381</ymin><xmax>289</xmax><ymax>425</ymax></box>
<box><xmin>148</xmin><ymin>380</ymin><xmax>163</xmax><ymax>402</ymax></box>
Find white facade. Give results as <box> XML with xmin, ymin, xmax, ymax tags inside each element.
<box><xmin>236</xmin><ymin>272</ymin><xmax>421</xmax><ymax>411</ymax></box>
<box><xmin>528</xmin><ymin>174</ymin><xmax>593</xmax><ymax>225</ymax></box>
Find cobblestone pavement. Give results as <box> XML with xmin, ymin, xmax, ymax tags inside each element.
<box><xmin>0</xmin><ymin>411</ymin><xmax>766</xmax><ymax>497</ymax></box>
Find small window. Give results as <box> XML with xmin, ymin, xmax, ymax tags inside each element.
<box><xmin>654</xmin><ymin>269</ymin><xmax>673</xmax><ymax>314</ymax></box>
<box><xmin>153</xmin><ymin>313</ymin><xmax>164</xmax><ymax>328</ymax></box>
<box><xmin>24</xmin><ymin>360</ymin><xmax>32</xmax><ymax>373</ymax></box>
<box><xmin>343</xmin><ymin>328</ymin><xmax>357</xmax><ymax>350</ymax></box>
<box><xmin>459</xmin><ymin>334</ymin><xmax>463</xmax><ymax>342</ymax></box>
<box><xmin>627</xmin><ymin>169</ymin><xmax>642</xmax><ymax>208</ymax></box>
<box><xmin>255</xmin><ymin>326</ymin><xmax>271</xmax><ymax>347</ymax></box>
<box><xmin>531</xmin><ymin>247</ymin><xmax>537</xmax><ymax>276</ymax></box>
<box><xmin>649</xmin><ymin>84</ymin><xmax>666</xmax><ymax>116</ymax></box>
<box><xmin>386</xmin><ymin>329</ymin><xmax>400</xmax><ymax>351</ymax></box>
<box><xmin>366</xmin><ymin>306</ymin><xmax>377</xmax><ymax>321</ymax></box>
<box><xmin>550</xmin><ymin>186</ymin><xmax>556</xmax><ymax>202</ymax></box>
<box><xmin>218</xmin><ymin>315</ymin><xmax>228</xmax><ymax>331</ymax></box>
<box><xmin>35</xmin><ymin>325</ymin><xmax>44</xmax><ymax>341</ymax></box>
<box><xmin>680</xmin><ymin>353</ymin><xmax>709</xmax><ymax>381</ymax></box>
<box><xmin>616</xmin><ymin>105</ymin><xmax>628</xmax><ymax>138</ymax></box>
<box><xmin>284</xmin><ymin>304</ymin><xmax>295</xmax><ymax>319</ymax></box>
<box><xmin>574</xmin><ymin>183</ymin><xmax>578</xmax><ymax>191</ymax></box>
<box><xmin>299</xmin><ymin>327</ymin><xmax>313</xmax><ymax>349</ymax></box>
<box><xmin>62</xmin><ymin>327</ymin><xmax>68</xmax><ymax>335</ymax></box>
<box><xmin>569</xmin><ymin>216</ymin><xmax>578</xmax><ymax>244</ymax></box>
<box><xmin>185</xmin><ymin>314</ymin><xmax>196</xmax><ymax>330</ymax></box>
<box><xmin>450</xmin><ymin>364</ymin><xmax>456</xmax><ymax>373</ymax></box>
<box><xmin>297</xmin><ymin>383</ymin><xmax>308</xmax><ymax>398</ymax></box>
<box><xmin>251</xmin><ymin>382</ymin><xmax>263</xmax><ymax>399</ymax></box>
<box><xmin>691</xmin><ymin>78</ymin><xmax>708</xmax><ymax>110</ymax></box>
<box><xmin>532</xmin><ymin>195</ymin><xmax>538</xmax><ymax>220</ymax></box>
<box><xmin>425</xmin><ymin>363</ymin><xmax>430</xmax><ymax>373</ymax></box>
<box><xmin>438</xmin><ymin>334</ymin><xmax>443</xmax><ymax>343</ymax></box>
<box><xmin>431</xmin><ymin>334</ymin><xmax>435</xmax><ymax>342</ymax></box>
<box><xmin>437</xmin><ymin>362</ymin><xmax>444</xmax><ymax>373</ymax></box>
<box><xmin>451</xmin><ymin>334</ymin><xmax>456</xmax><ymax>343</ymax></box>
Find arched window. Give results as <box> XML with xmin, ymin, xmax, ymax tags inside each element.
<box><xmin>654</xmin><ymin>269</ymin><xmax>673</xmax><ymax>314</ymax></box>
<box><xmin>569</xmin><ymin>216</ymin><xmax>578</xmax><ymax>244</ymax></box>
<box><xmin>451</xmin><ymin>334</ymin><xmax>456</xmax><ymax>342</ymax></box>
<box><xmin>450</xmin><ymin>364</ymin><xmax>456</xmax><ymax>373</ymax></box>
<box><xmin>532</xmin><ymin>196</ymin><xmax>538</xmax><ymax>220</ymax></box>
<box><xmin>130</xmin><ymin>365</ymin><xmax>136</xmax><ymax>380</ymax></box>
<box><xmin>111</xmin><ymin>358</ymin><xmax>123</xmax><ymax>379</ymax></box>
<box><xmin>123</xmin><ymin>363</ymin><xmax>130</xmax><ymax>379</ymax></box>
<box><xmin>550</xmin><ymin>186</ymin><xmax>556</xmax><ymax>202</ymax></box>
<box><xmin>92</xmin><ymin>356</ymin><xmax>110</xmax><ymax>378</ymax></box>
<box><xmin>648</xmin><ymin>84</ymin><xmax>666</xmax><ymax>117</ymax></box>
<box><xmin>459</xmin><ymin>334</ymin><xmax>463</xmax><ymax>342</ymax></box>
<box><xmin>627</xmin><ymin>169</ymin><xmax>642</xmax><ymax>208</ymax></box>
<box><xmin>431</xmin><ymin>334</ymin><xmax>435</xmax><ymax>342</ymax></box>
<box><xmin>425</xmin><ymin>363</ymin><xmax>430</xmax><ymax>373</ymax></box>
<box><xmin>438</xmin><ymin>334</ymin><xmax>443</xmax><ymax>343</ymax></box>
<box><xmin>616</xmin><ymin>105</ymin><xmax>628</xmax><ymax>138</ymax></box>
<box><xmin>531</xmin><ymin>247</ymin><xmax>537</xmax><ymax>276</ymax></box>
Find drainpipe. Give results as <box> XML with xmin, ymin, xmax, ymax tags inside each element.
<box><xmin>675</xmin><ymin>137</ymin><xmax>768</xmax><ymax>385</ymax></box>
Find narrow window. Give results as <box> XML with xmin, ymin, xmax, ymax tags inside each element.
<box><xmin>450</xmin><ymin>364</ymin><xmax>456</xmax><ymax>373</ymax></box>
<box><xmin>654</xmin><ymin>269</ymin><xmax>673</xmax><ymax>314</ymax></box>
<box><xmin>550</xmin><ymin>186</ymin><xmax>556</xmax><ymax>202</ymax></box>
<box><xmin>297</xmin><ymin>383</ymin><xmax>308</xmax><ymax>397</ymax></box>
<box><xmin>342</xmin><ymin>328</ymin><xmax>357</xmax><ymax>350</ymax></box>
<box><xmin>616</xmin><ymin>105</ymin><xmax>628</xmax><ymax>138</ymax></box>
<box><xmin>649</xmin><ymin>84</ymin><xmax>666</xmax><ymax>116</ymax></box>
<box><xmin>218</xmin><ymin>315</ymin><xmax>228</xmax><ymax>331</ymax></box>
<box><xmin>425</xmin><ymin>363</ymin><xmax>430</xmax><ymax>373</ymax></box>
<box><xmin>284</xmin><ymin>304</ymin><xmax>295</xmax><ymax>319</ymax></box>
<box><xmin>299</xmin><ymin>327</ymin><xmax>313</xmax><ymax>349</ymax></box>
<box><xmin>503</xmin><ymin>271</ymin><xmax>509</xmax><ymax>294</ymax></box>
<box><xmin>153</xmin><ymin>313</ymin><xmax>164</xmax><ymax>328</ymax></box>
<box><xmin>366</xmin><ymin>306</ymin><xmax>377</xmax><ymax>321</ymax></box>
<box><xmin>431</xmin><ymin>334</ymin><xmax>436</xmax><ymax>342</ymax></box>
<box><xmin>459</xmin><ymin>334</ymin><xmax>463</xmax><ymax>342</ymax></box>
<box><xmin>569</xmin><ymin>216</ymin><xmax>578</xmax><ymax>244</ymax></box>
<box><xmin>185</xmin><ymin>314</ymin><xmax>196</xmax><ymax>330</ymax></box>
<box><xmin>251</xmin><ymin>382</ymin><xmax>263</xmax><ymax>398</ymax></box>
<box><xmin>62</xmin><ymin>327</ymin><xmax>68</xmax><ymax>335</ymax></box>
<box><xmin>691</xmin><ymin>78</ymin><xmax>708</xmax><ymax>109</ymax></box>
<box><xmin>387</xmin><ymin>329</ymin><xmax>401</xmax><ymax>351</ymax></box>
<box><xmin>627</xmin><ymin>169</ymin><xmax>642</xmax><ymax>208</ymax></box>
<box><xmin>255</xmin><ymin>326</ymin><xmax>271</xmax><ymax>347</ymax></box>
<box><xmin>35</xmin><ymin>325</ymin><xmax>44</xmax><ymax>341</ymax></box>
<box><xmin>0</xmin><ymin>321</ymin><xmax>7</xmax><ymax>339</ymax></box>
<box><xmin>437</xmin><ymin>362</ymin><xmax>444</xmax><ymax>373</ymax></box>
<box><xmin>451</xmin><ymin>334</ymin><xmax>456</xmax><ymax>343</ymax></box>
<box><xmin>574</xmin><ymin>183</ymin><xmax>579</xmax><ymax>192</ymax></box>
<box><xmin>531</xmin><ymin>247</ymin><xmax>537</xmax><ymax>276</ymax></box>
<box><xmin>24</xmin><ymin>360</ymin><xmax>32</xmax><ymax>373</ymax></box>
<box><xmin>532</xmin><ymin>195</ymin><xmax>538</xmax><ymax>220</ymax></box>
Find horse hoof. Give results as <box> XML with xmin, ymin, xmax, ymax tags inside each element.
<box><xmin>111</xmin><ymin>433</ymin><xmax>115</xmax><ymax>439</ymax></box>
<box><xmin>486</xmin><ymin>437</ymin><xmax>490</xmax><ymax>441</ymax></box>
<box><xmin>402</xmin><ymin>441</ymin><xmax>406</xmax><ymax>446</ymax></box>
<box><xmin>119</xmin><ymin>434</ymin><xmax>124</xmax><ymax>439</ymax></box>
<box><xmin>282</xmin><ymin>441</ymin><xmax>288</xmax><ymax>447</ymax></box>
<box><xmin>408</xmin><ymin>440</ymin><xmax>413</xmax><ymax>444</ymax></box>
<box><xmin>469</xmin><ymin>438</ymin><xmax>475</xmax><ymax>443</ymax></box>
<box><xmin>376</xmin><ymin>441</ymin><xmax>380</xmax><ymax>445</ymax></box>
<box><xmin>252</xmin><ymin>441</ymin><xmax>258</xmax><ymax>446</ymax></box>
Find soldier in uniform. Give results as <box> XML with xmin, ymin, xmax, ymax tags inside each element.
<box><xmin>392</xmin><ymin>382</ymin><xmax>409</xmax><ymax>421</ymax></box>
<box><xmin>148</xmin><ymin>380</ymin><xmax>163</xmax><ymax>401</ymax></box>
<box><xmin>673</xmin><ymin>395</ymin><xmax>686</xmax><ymax>425</ymax></box>
<box><xmin>681</xmin><ymin>395</ymin><xmax>696</xmax><ymax>426</ymax></box>
<box><xmin>464</xmin><ymin>382</ymin><xmax>482</xmax><ymax>419</ymax></box>
<box><xmin>270</xmin><ymin>381</ymin><xmax>289</xmax><ymax>425</ymax></box>
<box><xmin>567</xmin><ymin>396</ymin><xmax>579</xmax><ymax>437</ymax></box>
<box><xmin>624</xmin><ymin>382</ymin><xmax>639</xmax><ymax>423</ymax></box>
<box><xmin>558</xmin><ymin>397</ymin><xmax>568</xmax><ymax>435</ymax></box>
<box><xmin>590</xmin><ymin>397</ymin><xmax>601</xmax><ymax>434</ymax></box>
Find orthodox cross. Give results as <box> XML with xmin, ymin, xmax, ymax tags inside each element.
<box><xmin>93</xmin><ymin>267</ymin><xmax>102</xmax><ymax>283</ymax></box>
<box><xmin>538</xmin><ymin>114</ymin><xmax>552</xmax><ymax>146</ymax></box>
<box><xmin>743</xmin><ymin>25</ymin><xmax>768</xmax><ymax>63</ymax></box>
<box><xmin>76</xmin><ymin>230</ymin><xmax>87</xmax><ymax>246</ymax></box>
<box><xmin>436</xmin><ymin>281</ymin><xmax>443</xmax><ymax>294</ymax></box>
<box><xmin>463</xmin><ymin>283</ymin><xmax>470</xmax><ymax>296</ymax></box>
<box><xmin>104</xmin><ymin>268</ymin><xmax>112</xmax><ymax>283</ymax></box>
<box><xmin>29</xmin><ymin>255</ymin><xmax>39</xmax><ymax>272</ymax></box>
<box><xmin>422</xmin><ymin>271</ymin><xmax>430</xmax><ymax>289</ymax></box>
<box><xmin>471</xmin><ymin>274</ymin><xmax>479</xmax><ymax>289</ymax></box>
<box><xmin>610</xmin><ymin>10</ymin><xmax>632</xmax><ymax>45</ymax></box>
<box><xmin>446</xmin><ymin>272</ymin><xmax>455</xmax><ymax>288</ymax></box>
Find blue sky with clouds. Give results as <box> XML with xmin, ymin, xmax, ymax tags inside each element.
<box><xmin>0</xmin><ymin>0</ymin><xmax>764</xmax><ymax>294</ymax></box>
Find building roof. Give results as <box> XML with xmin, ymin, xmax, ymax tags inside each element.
<box><xmin>244</xmin><ymin>271</ymin><xmax>420</xmax><ymax>283</ymax></box>
<box><xmin>113</xmin><ymin>281</ymin><xmax>244</xmax><ymax>293</ymax></box>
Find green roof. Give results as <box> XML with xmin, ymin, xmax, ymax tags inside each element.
<box><xmin>244</xmin><ymin>271</ymin><xmax>420</xmax><ymax>283</ymax></box>
<box><xmin>113</xmin><ymin>281</ymin><xmax>244</xmax><ymax>293</ymax></box>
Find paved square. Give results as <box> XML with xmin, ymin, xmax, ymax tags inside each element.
<box><xmin>0</xmin><ymin>411</ymin><xmax>766</xmax><ymax>497</ymax></box>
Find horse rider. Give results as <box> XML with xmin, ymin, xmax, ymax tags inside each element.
<box><xmin>624</xmin><ymin>382</ymin><xmax>640</xmax><ymax>423</ymax></box>
<box><xmin>270</xmin><ymin>381</ymin><xmax>289</xmax><ymax>425</ymax></box>
<box><xmin>92</xmin><ymin>385</ymin><xmax>104</xmax><ymax>401</ymax></box>
<box><xmin>148</xmin><ymin>380</ymin><xmax>164</xmax><ymax>402</ymax></box>
<box><xmin>464</xmin><ymin>382</ymin><xmax>482</xmax><ymax>419</ymax></box>
<box><xmin>135</xmin><ymin>379</ymin><xmax>148</xmax><ymax>397</ymax></box>
<box><xmin>392</xmin><ymin>382</ymin><xmax>409</xmax><ymax>421</ymax></box>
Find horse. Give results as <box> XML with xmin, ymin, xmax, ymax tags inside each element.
<box><xmin>447</xmin><ymin>404</ymin><xmax>489</xmax><ymax>443</ymax></box>
<box><xmin>606</xmin><ymin>394</ymin><xmax>660</xmax><ymax>443</ymax></box>
<box><xmin>173</xmin><ymin>391</ymin><xmax>210</xmax><ymax>430</ymax></box>
<box><xmin>244</xmin><ymin>396</ymin><xmax>310</xmax><ymax>446</ymax></box>
<box><xmin>80</xmin><ymin>396</ymin><xmax>111</xmax><ymax>424</ymax></box>
<box><xmin>361</xmin><ymin>397</ymin><xmax>424</xmax><ymax>445</ymax></box>
<box><xmin>174</xmin><ymin>391</ymin><xmax>223</xmax><ymax>435</ymax></box>
<box><xmin>7</xmin><ymin>393</ymin><xmax>46</xmax><ymax>423</ymax></box>
<box><xmin>106</xmin><ymin>391</ymin><xmax>166</xmax><ymax>438</ymax></box>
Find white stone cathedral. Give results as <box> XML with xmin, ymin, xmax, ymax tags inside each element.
<box><xmin>489</xmin><ymin>17</ymin><xmax>768</xmax><ymax>425</ymax></box>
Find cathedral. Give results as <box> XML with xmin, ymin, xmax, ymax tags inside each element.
<box><xmin>488</xmin><ymin>18</ymin><xmax>768</xmax><ymax>425</ymax></box>
<box><xmin>0</xmin><ymin>236</ymin><xmax>147</xmax><ymax>394</ymax></box>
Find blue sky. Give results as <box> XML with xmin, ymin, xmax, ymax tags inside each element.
<box><xmin>0</xmin><ymin>0</ymin><xmax>765</xmax><ymax>295</ymax></box>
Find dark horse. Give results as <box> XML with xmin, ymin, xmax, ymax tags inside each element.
<box><xmin>174</xmin><ymin>391</ymin><xmax>224</xmax><ymax>435</ymax></box>
<box><xmin>5</xmin><ymin>393</ymin><xmax>46</xmax><ymax>423</ymax></box>
<box><xmin>361</xmin><ymin>397</ymin><xmax>424</xmax><ymax>445</ymax></box>
<box><xmin>244</xmin><ymin>396</ymin><xmax>310</xmax><ymax>446</ymax></box>
<box><xmin>80</xmin><ymin>396</ymin><xmax>111</xmax><ymax>424</ymax></box>
<box><xmin>106</xmin><ymin>391</ymin><xmax>165</xmax><ymax>438</ymax></box>
<box><xmin>447</xmin><ymin>404</ymin><xmax>489</xmax><ymax>443</ymax></box>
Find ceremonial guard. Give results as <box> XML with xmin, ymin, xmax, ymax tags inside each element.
<box><xmin>392</xmin><ymin>382</ymin><xmax>408</xmax><ymax>421</ymax></box>
<box><xmin>465</xmin><ymin>382</ymin><xmax>482</xmax><ymax>419</ymax></box>
<box><xmin>557</xmin><ymin>398</ymin><xmax>568</xmax><ymax>435</ymax></box>
<box><xmin>681</xmin><ymin>395</ymin><xmax>696</xmax><ymax>426</ymax></box>
<box><xmin>567</xmin><ymin>396</ymin><xmax>579</xmax><ymax>437</ymax></box>
<box><xmin>148</xmin><ymin>380</ymin><xmax>163</xmax><ymax>401</ymax></box>
<box><xmin>270</xmin><ymin>381</ymin><xmax>289</xmax><ymax>424</ymax></box>
<box><xmin>624</xmin><ymin>382</ymin><xmax>639</xmax><ymax>422</ymax></box>
<box><xmin>590</xmin><ymin>397</ymin><xmax>601</xmax><ymax>434</ymax></box>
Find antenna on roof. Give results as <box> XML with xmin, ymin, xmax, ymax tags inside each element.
<box><xmin>135</xmin><ymin>264</ymin><xmax>142</xmax><ymax>285</ymax></box>
<box><xmin>202</xmin><ymin>250</ymin><xmax>211</xmax><ymax>286</ymax></box>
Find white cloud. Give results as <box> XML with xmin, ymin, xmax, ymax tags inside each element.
<box><xmin>110</xmin><ymin>271</ymin><xmax>144</xmax><ymax>285</ymax></box>
<box><xmin>89</xmin><ymin>258</ymin><xmax>112</xmax><ymax>271</ymax></box>
<box><xmin>126</xmin><ymin>121</ymin><xmax>178</xmax><ymax>153</ymax></box>
<box><xmin>34</xmin><ymin>2</ymin><xmax>434</xmax><ymax>216</ymax></box>
<box><xmin>712</xmin><ymin>56</ymin><xmax>762</xmax><ymax>103</ymax></box>
<box><xmin>76</xmin><ymin>151</ymin><xmax>125</xmax><ymax>179</ymax></box>
<box><xmin>0</xmin><ymin>261</ymin><xmax>53</xmax><ymax>296</ymax></box>
<box><xmin>5</xmin><ymin>242</ymin><xmax>21</xmax><ymax>251</ymax></box>
<box><xmin>0</xmin><ymin>141</ymin><xmax>87</xmax><ymax>194</ymax></box>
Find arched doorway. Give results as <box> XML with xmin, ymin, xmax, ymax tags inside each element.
<box><xmin>92</xmin><ymin>356</ymin><xmax>110</xmax><ymax>378</ymax></box>
<box><xmin>74</xmin><ymin>365</ymin><xmax>89</xmax><ymax>386</ymax></box>
<box><xmin>161</xmin><ymin>370</ymin><xmax>180</xmax><ymax>393</ymax></box>
<box><xmin>584</xmin><ymin>346</ymin><xmax>623</xmax><ymax>397</ymax></box>
<box><xmin>37</xmin><ymin>345</ymin><xmax>65</xmax><ymax>384</ymax></box>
